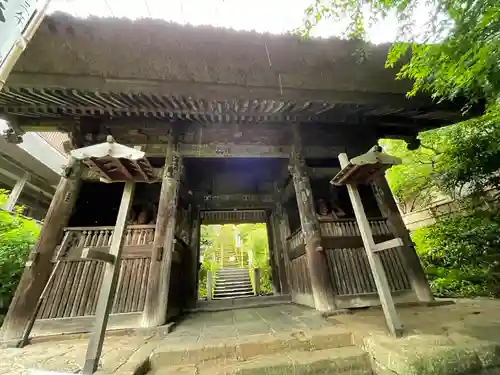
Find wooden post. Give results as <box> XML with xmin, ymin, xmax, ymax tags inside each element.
<box><xmin>207</xmin><ymin>271</ymin><xmax>213</xmax><ymax>301</ymax></box>
<box><xmin>270</xmin><ymin>211</ymin><xmax>289</xmax><ymax>294</ymax></box>
<box><xmin>3</xmin><ymin>171</ymin><xmax>29</xmax><ymax>212</ymax></box>
<box><xmin>372</xmin><ymin>178</ymin><xmax>434</xmax><ymax>302</ymax></box>
<box><xmin>187</xmin><ymin>206</ymin><xmax>201</xmax><ymax>308</ymax></box>
<box><xmin>0</xmin><ymin>161</ymin><xmax>82</xmax><ymax>344</ymax></box>
<box><xmin>142</xmin><ymin>138</ymin><xmax>182</xmax><ymax>328</ymax></box>
<box><xmin>275</xmin><ymin>199</ymin><xmax>293</xmax><ymax>295</ymax></box>
<box><xmin>254</xmin><ymin>268</ymin><xmax>261</xmax><ymax>296</ymax></box>
<box><xmin>338</xmin><ymin>153</ymin><xmax>403</xmax><ymax>337</ymax></box>
<box><xmin>289</xmin><ymin>124</ymin><xmax>336</xmax><ymax>313</ymax></box>
<box><xmin>82</xmin><ymin>181</ymin><xmax>135</xmax><ymax>375</ymax></box>
<box><xmin>266</xmin><ymin>217</ymin><xmax>281</xmax><ymax>295</ymax></box>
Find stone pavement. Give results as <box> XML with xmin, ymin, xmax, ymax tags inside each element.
<box><xmin>0</xmin><ymin>304</ymin><xmax>334</xmax><ymax>375</ymax></box>
<box><xmin>1</xmin><ymin>300</ymin><xmax>500</xmax><ymax>375</ymax></box>
<box><xmin>333</xmin><ymin>298</ymin><xmax>500</xmax><ymax>375</ymax></box>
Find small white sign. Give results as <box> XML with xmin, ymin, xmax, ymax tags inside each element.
<box><xmin>0</xmin><ymin>0</ymin><xmax>40</xmax><ymax>67</ymax></box>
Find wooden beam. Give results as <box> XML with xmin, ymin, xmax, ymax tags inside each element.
<box><xmin>5</xmin><ymin>72</ymin><xmax>446</xmax><ymax>108</ymax></box>
<box><xmin>142</xmin><ymin>138</ymin><xmax>182</xmax><ymax>328</ymax></box>
<box><xmin>372</xmin><ymin>238</ymin><xmax>404</xmax><ymax>253</ymax></box>
<box><xmin>81</xmin><ymin>247</ymin><xmax>116</xmax><ymax>264</ymax></box>
<box><xmin>0</xmin><ymin>160</ymin><xmax>82</xmax><ymax>345</ymax></box>
<box><xmin>82</xmin><ymin>181</ymin><xmax>135</xmax><ymax>374</ymax></box>
<box><xmin>372</xmin><ymin>178</ymin><xmax>434</xmax><ymax>302</ymax></box>
<box><xmin>322</xmin><ymin>234</ymin><xmax>393</xmax><ymax>250</ymax></box>
<box><xmin>289</xmin><ymin>124</ymin><xmax>337</xmax><ymax>313</ymax></box>
<box><xmin>338</xmin><ymin>153</ymin><xmax>403</xmax><ymax>337</ymax></box>
<box><xmin>3</xmin><ymin>171</ymin><xmax>29</xmax><ymax>211</ymax></box>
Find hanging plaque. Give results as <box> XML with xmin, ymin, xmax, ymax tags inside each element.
<box><xmin>0</xmin><ymin>0</ymin><xmax>39</xmax><ymax>67</ymax></box>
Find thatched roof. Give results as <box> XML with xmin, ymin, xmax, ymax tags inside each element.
<box><xmin>12</xmin><ymin>12</ymin><xmax>408</xmax><ymax>94</ymax></box>
<box><xmin>0</xmin><ymin>13</ymin><xmax>480</xmax><ymax>144</ymax></box>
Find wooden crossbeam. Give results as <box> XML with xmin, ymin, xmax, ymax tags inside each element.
<box><xmin>372</xmin><ymin>238</ymin><xmax>404</xmax><ymax>253</ymax></box>
<box><xmin>81</xmin><ymin>247</ymin><xmax>116</xmax><ymax>264</ymax></box>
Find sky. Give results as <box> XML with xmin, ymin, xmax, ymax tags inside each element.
<box><xmin>45</xmin><ymin>0</ymin><xmax>405</xmax><ymax>44</ymax></box>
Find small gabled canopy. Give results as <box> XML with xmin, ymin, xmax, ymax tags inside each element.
<box><xmin>331</xmin><ymin>145</ymin><xmax>402</xmax><ymax>186</ymax></box>
<box><xmin>70</xmin><ymin>136</ymin><xmax>155</xmax><ymax>183</ymax></box>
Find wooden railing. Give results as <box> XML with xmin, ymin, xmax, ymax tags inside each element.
<box><xmin>319</xmin><ymin>219</ymin><xmax>391</xmax><ymax>237</ymax></box>
<box><xmin>63</xmin><ymin>225</ymin><xmax>155</xmax><ymax>250</ymax></box>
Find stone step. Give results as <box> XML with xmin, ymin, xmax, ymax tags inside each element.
<box><xmin>214</xmin><ymin>284</ymin><xmax>253</xmax><ymax>291</ymax></box>
<box><xmin>148</xmin><ymin>329</ymin><xmax>366</xmax><ymax>374</ymax></box>
<box><xmin>215</xmin><ymin>276</ymin><xmax>250</xmax><ymax>284</ymax></box>
<box><xmin>149</xmin><ymin>347</ymin><xmax>371</xmax><ymax>374</ymax></box>
<box><xmin>213</xmin><ymin>292</ymin><xmax>255</xmax><ymax>299</ymax></box>
<box><xmin>191</xmin><ymin>295</ymin><xmax>292</xmax><ymax>312</ymax></box>
<box><xmin>217</xmin><ymin>270</ymin><xmax>250</xmax><ymax>276</ymax></box>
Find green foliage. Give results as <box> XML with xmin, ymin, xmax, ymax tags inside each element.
<box><xmin>198</xmin><ymin>223</ymin><xmax>272</xmax><ymax>298</ymax></box>
<box><xmin>381</xmin><ymin>115</ymin><xmax>500</xmax><ymax>211</ymax></box>
<box><xmin>412</xmin><ymin>211</ymin><xmax>500</xmax><ymax>298</ymax></box>
<box><xmin>301</xmin><ymin>1</ymin><xmax>500</xmax><ymax>107</ymax></box>
<box><xmin>0</xmin><ymin>190</ymin><xmax>40</xmax><ymax>311</ymax></box>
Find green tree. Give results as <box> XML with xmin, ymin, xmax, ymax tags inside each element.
<box><xmin>0</xmin><ymin>190</ymin><xmax>40</xmax><ymax>320</ymax></box>
<box><xmin>300</xmin><ymin>0</ymin><xmax>500</xmax><ymax>108</ymax></box>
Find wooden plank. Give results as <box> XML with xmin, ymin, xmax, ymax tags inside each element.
<box><xmin>0</xmin><ymin>161</ymin><xmax>82</xmax><ymax>342</ymax></box>
<box><xmin>63</xmin><ymin>262</ymin><xmax>84</xmax><ymax>317</ymax></box>
<box><xmin>138</xmin><ymin>259</ymin><xmax>149</xmax><ymax>310</ymax></box>
<box><xmin>83</xmin><ymin>181</ymin><xmax>135</xmax><ymax>375</ymax></box>
<box><xmin>81</xmin><ymin>248</ymin><xmax>116</xmax><ymax>263</ymax></box>
<box><xmin>322</xmin><ymin>234</ymin><xmax>393</xmax><ymax>250</ymax></box>
<box><xmin>85</xmin><ymin>262</ymin><xmax>103</xmax><ymax>316</ymax></box>
<box><xmin>339</xmin><ymin>153</ymin><xmax>403</xmax><ymax>337</ymax></box>
<box><xmin>71</xmin><ymin>261</ymin><xmax>91</xmax><ymax>317</ymax></box>
<box><xmin>78</xmin><ymin>261</ymin><xmax>96</xmax><ymax>316</ymax></box>
<box><xmin>49</xmin><ymin>262</ymin><xmax>70</xmax><ymax>318</ymax></box>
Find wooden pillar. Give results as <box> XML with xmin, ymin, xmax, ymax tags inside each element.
<box><xmin>0</xmin><ymin>161</ymin><xmax>82</xmax><ymax>344</ymax></box>
<box><xmin>3</xmin><ymin>171</ymin><xmax>29</xmax><ymax>212</ymax></box>
<box><xmin>275</xmin><ymin>199</ymin><xmax>293</xmax><ymax>295</ymax></box>
<box><xmin>187</xmin><ymin>206</ymin><xmax>201</xmax><ymax>308</ymax></box>
<box><xmin>142</xmin><ymin>138</ymin><xmax>182</xmax><ymax>328</ymax></box>
<box><xmin>289</xmin><ymin>124</ymin><xmax>336</xmax><ymax>312</ymax></box>
<box><xmin>266</xmin><ymin>216</ymin><xmax>281</xmax><ymax>295</ymax></box>
<box><xmin>270</xmin><ymin>210</ymin><xmax>289</xmax><ymax>294</ymax></box>
<box><xmin>372</xmin><ymin>177</ymin><xmax>434</xmax><ymax>302</ymax></box>
<box><xmin>82</xmin><ymin>181</ymin><xmax>135</xmax><ymax>374</ymax></box>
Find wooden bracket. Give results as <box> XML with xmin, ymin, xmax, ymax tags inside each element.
<box><xmin>372</xmin><ymin>238</ymin><xmax>404</xmax><ymax>253</ymax></box>
<box><xmin>81</xmin><ymin>248</ymin><xmax>116</xmax><ymax>264</ymax></box>
<box><xmin>25</xmin><ymin>252</ymin><xmax>39</xmax><ymax>267</ymax></box>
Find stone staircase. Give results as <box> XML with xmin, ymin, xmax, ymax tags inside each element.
<box><xmin>143</xmin><ymin>325</ymin><xmax>373</xmax><ymax>374</ymax></box>
<box><xmin>213</xmin><ymin>268</ymin><xmax>254</xmax><ymax>300</ymax></box>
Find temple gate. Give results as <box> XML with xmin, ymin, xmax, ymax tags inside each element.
<box><xmin>0</xmin><ymin>13</ymin><xmax>477</xmax><ymax>345</ymax></box>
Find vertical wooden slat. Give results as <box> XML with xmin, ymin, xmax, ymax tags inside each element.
<box><xmin>38</xmin><ymin>263</ymin><xmax>59</xmax><ymax>318</ymax></box>
<box><xmin>86</xmin><ymin>263</ymin><xmax>104</xmax><ymax>316</ymax></box>
<box><xmin>64</xmin><ymin>262</ymin><xmax>84</xmax><ymax>317</ymax></box>
<box><xmin>125</xmin><ymin>260</ymin><xmax>138</xmax><ymax>312</ymax></box>
<box><xmin>118</xmin><ymin>261</ymin><xmax>132</xmax><ymax>313</ymax></box>
<box><xmin>56</xmin><ymin>263</ymin><xmax>78</xmax><ymax>317</ymax></box>
<box><xmin>49</xmin><ymin>262</ymin><xmax>70</xmax><ymax>318</ymax></box>
<box><xmin>111</xmin><ymin>261</ymin><xmax>127</xmax><ymax>313</ymax></box>
<box><xmin>71</xmin><ymin>261</ymin><xmax>92</xmax><ymax>317</ymax></box>
<box><xmin>79</xmin><ymin>261</ymin><xmax>97</xmax><ymax>316</ymax></box>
